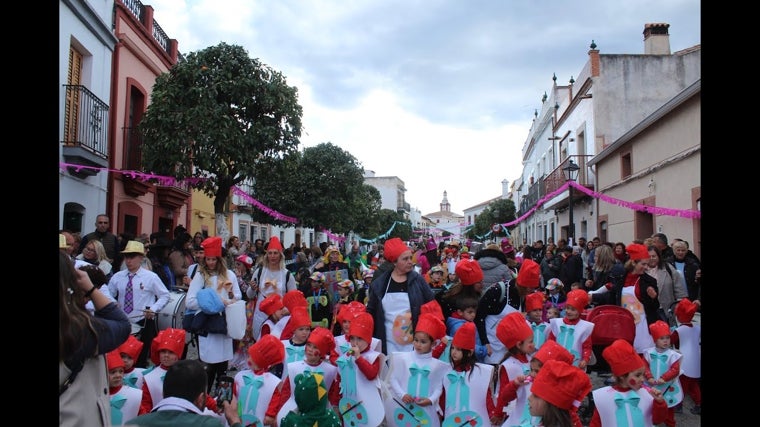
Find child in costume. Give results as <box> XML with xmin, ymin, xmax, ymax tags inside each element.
<box><xmin>277</xmin><ymin>306</ymin><xmax>312</xmax><ymax>379</ymax></box>
<box><xmin>546</xmin><ymin>289</ymin><xmax>594</xmax><ymax>369</ymax></box>
<box><xmin>441</xmin><ymin>322</ymin><xmax>496</xmax><ymax>427</ymax></box>
<box><xmin>543</xmin><ymin>278</ymin><xmax>567</xmax><ymax>319</ymax></box>
<box><xmin>589</xmin><ymin>339</ymin><xmax>668</xmax><ymax>427</ymax></box>
<box><xmin>332</xmin><ymin>279</ymin><xmax>356</xmax><ymax>336</ymax></box>
<box><xmin>642</xmin><ymin>320</ymin><xmax>683</xmax><ymax>427</ymax></box>
<box><xmin>279</xmin><ymin>371</ymin><xmax>343</xmax><ymax>427</ymax></box>
<box><xmin>139</xmin><ymin>328</ymin><xmax>187</xmax><ymax>414</ymax></box>
<box><xmin>304</xmin><ymin>272</ymin><xmax>334</xmax><ymax>329</ymax></box>
<box><xmin>335</xmin><ymin>312</ymin><xmax>386</xmax><ymax>427</ymax></box>
<box><xmin>546</xmin><ymin>306</ymin><xmax>561</xmax><ymax>320</ymax></box>
<box><xmin>232</xmin><ymin>334</ymin><xmax>285</xmax><ymax>427</ymax></box>
<box><xmin>276</xmin><ymin>327</ymin><xmax>340</xmax><ymax>422</ymax></box>
<box><xmin>118</xmin><ymin>335</ymin><xmax>145</xmax><ymax>390</ymax></box>
<box><xmin>670</xmin><ymin>298</ymin><xmax>701</xmax><ymax>415</ymax></box>
<box><xmin>386</xmin><ymin>313</ymin><xmax>449</xmax><ymax>427</ymax></box>
<box><xmin>332</xmin><ymin>301</ymin><xmax>382</xmax><ymax>363</ymax></box>
<box><xmin>525</xmin><ymin>292</ymin><xmax>550</xmax><ymax>351</ymax></box>
<box><xmin>107</xmin><ymin>349</ymin><xmax>143</xmax><ymax>424</ymax></box>
<box><xmin>420</xmin><ymin>299</ymin><xmax>453</xmax><ymax>362</ymax></box>
<box><xmin>528</xmin><ymin>360</ymin><xmax>592</xmax><ymax>427</ymax></box>
<box><xmin>259</xmin><ymin>293</ymin><xmax>290</xmax><ymax>339</ymax></box>
<box><xmin>445</xmin><ymin>295</ymin><xmax>488</xmax><ymax>362</ymax></box>
<box><xmin>279</xmin><ymin>289</ymin><xmax>309</xmax><ymax>341</ymax></box>
<box><xmin>492</xmin><ymin>311</ymin><xmax>535</xmax><ymax>427</ymax></box>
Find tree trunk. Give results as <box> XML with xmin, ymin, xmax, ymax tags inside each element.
<box><xmin>216</xmin><ymin>212</ymin><xmax>230</xmax><ymax>245</ymax></box>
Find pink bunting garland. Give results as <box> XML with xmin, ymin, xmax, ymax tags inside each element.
<box><xmin>498</xmin><ymin>180</ymin><xmax>700</xmax><ymax>229</ymax></box>
<box><xmin>60</xmin><ymin>162</ymin><xmax>298</xmax><ymax>223</ymax></box>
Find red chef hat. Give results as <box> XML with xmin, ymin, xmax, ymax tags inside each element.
<box><xmin>525</xmin><ymin>292</ymin><xmax>545</xmax><ymax>312</ymax></box>
<box><xmin>260</xmin><ymin>293</ymin><xmax>284</xmax><ymax>316</ymax></box>
<box><xmin>415</xmin><ymin>313</ymin><xmax>446</xmax><ymax>341</ymax></box>
<box><xmin>649</xmin><ymin>320</ymin><xmax>671</xmax><ymax>340</ymax></box>
<box><xmin>201</xmin><ymin>236</ymin><xmax>223</xmax><ymax>258</ymax></box>
<box><xmin>455</xmin><ymin>258</ymin><xmax>484</xmax><ymax>285</ymax></box>
<box><xmin>384</xmin><ymin>238</ymin><xmax>410</xmax><ymax>263</ymax></box>
<box><xmin>517</xmin><ymin>259</ymin><xmax>540</xmax><ymax>288</ymax></box>
<box><xmin>349</xmin><ymin>312</ymin><xmax>374</xmax><ymax>344</ymax></box>
<box><xmin>106</xmin><ymin>349</ymin><xmax>125</xmax><ymax>371</ymax></box>
<box><xmin>268</xmin><ymin>236</ymin><xmax>284</xmax><ymax>252</ymax></box>
<box><xmin>420</xmin><ymin>299</ymin><xmax>445</xmax><ymax>321</ymax></box>
<box><xmin>602</xmin><ymin>339</ymin><xmax>645</xmax><ymax>376</ymax></box>
<box><xmin>626</xmin><ymin>243</ymin><xmax>649</xmax><ymax>261</ymax></box>
<box><xmin>451</xmin><ymin>321</ymin><xmax>476</xmax><ymax>351</ymax></box>
<box><xmin>150</xmin><ymin>328</ymin><xmax>186</xmax><ymax>366</ymax></box>
<box><xmin>307</xmin><ymin>327</ymin><xmax>336</xmax><ymax>358</ymax></box>
<box><xmin>249</xmin><ymin>334</ymin><xmax>285</xmax><ymax>370</ymax></box>
<box><xmin>532</xmin><ymin>340</ymin><xmax>574</xmax><ymax>365</ymax></box>
<box><xmin>496</xmin><ymin>311</ymin><xmax>533</xmax><ymax>349</ymax></box>
<box><xmin>565</xmin><ymin>289</ymin><xmax>590</xmax><ymax>312</ymax></box>
<box><xmin>118</xmin><ymin>334</ymin><xmax>144</xmax><ymax>361</ymax></box>
<box><xmin>531</xmin><ymin>360</ymin><xmax>592</xmax><ymax>410</ymax></box>
<box><xmin>675</xmin><ymin>298</ymin><xmax>698</xmax><ymax>323</ymax></box>
<box><xmin>283</xmin><ymin>290</ymin><xmax>308</xmax><ymax>312</ymax></box>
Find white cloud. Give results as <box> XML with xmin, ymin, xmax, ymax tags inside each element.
<box><xmin>147</xmin><ymin>0</ymin><xmax>700</xmax><ymax>214</ymax></box>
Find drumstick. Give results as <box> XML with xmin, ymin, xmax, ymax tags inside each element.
<box><xmin>340</xmin><ymin>400</ymin><xmax>363</xmax><ymax>416</ymax></box>
<box><xmin>392</xmin><ymin>397</ymin><xmax>422</xmax><ymax>424</ymax></box>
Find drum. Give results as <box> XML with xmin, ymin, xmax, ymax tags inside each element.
<box><xmin>157</xmin><ymin>291</ymin><xmax>191</xmax><ymax>343</ymax></box>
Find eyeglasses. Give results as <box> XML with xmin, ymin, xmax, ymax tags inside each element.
<box><xmin>83</xmin><ymin>247</ymin><xmax>96</xmax><ymax>253</ymax></box>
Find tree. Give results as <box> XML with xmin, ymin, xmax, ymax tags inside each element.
<box><xmin>375</xmin><ymin>209</ymin><xmax>412</xmax><ymax>242</ymax></box>
<box><xmin>139</xmin><ymin>42</ymin><xmax>303</xmax><ymax>240</ymax></box>
<box><xmin>468</xmin><ymin>198</ymin><xmax>517</xmax><ymax>239</ymax></box>
<box><xmin>249</xmin><ymin>143</ymin><xmax>383</xmax><ymax>234</ymax></box>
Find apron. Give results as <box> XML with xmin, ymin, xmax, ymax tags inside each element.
<box><xmin>382</xmin><ymin>276</ymin><xmax>414</xmax><ymax>354</ymax></box>
<box><xmin>621</xmin><ymin>285</ymin><xmax>655</xmax><ymax>353</ymax></box>
<box><xmin>484</xmin><ymin>302</ymin><xmax>518</xmax><ymax>364</ymax></box>
<box><xmin>252</xmin><ymin>268</ymin><xmax>289</xmax><ymax>340</ymax></box>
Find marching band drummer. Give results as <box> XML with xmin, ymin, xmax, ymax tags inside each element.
<box><xmin>108</xmin><ymin>240</ymin><xmax>171</xmax><ymax>368</ymax></box>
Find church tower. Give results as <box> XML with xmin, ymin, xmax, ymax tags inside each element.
<box><xmin>440</xmin><ymin>191</ymin><xmax>450</xmax><ymax>213</ymax></box>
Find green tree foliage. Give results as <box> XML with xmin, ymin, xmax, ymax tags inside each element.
<box><xmin>139</xmin><ymin>42</ymin><xmax>303</xmax><ymax>214</ymax></box>
<box><xmin>468</xmin><ymin>198</ymin><xmax>517</xmax><ymax>238</ymax></box>
<box><xmin>250</xmin><ymin>143</ymin><xmax>383</xmax><ymax>234</ymax></box>
<box><xmin>375</xmin><ymin>209</ymin><xmax>411</xmax><ymax>241</ymax></box>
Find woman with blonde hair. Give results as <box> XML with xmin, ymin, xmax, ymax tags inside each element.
<box><xmin>186</xmin><ymin>236</ymin><xmax>242</xmax><ymax>391</ymax></box>
<box><xmin>246</xmin><ymin>236</ymin><xmax>297</xmax><ymax>340</ymax></box>
<box><xmin>77</xmin><ymin>239</ymin><xmax>114</xmax><ymax>278</ymax></box>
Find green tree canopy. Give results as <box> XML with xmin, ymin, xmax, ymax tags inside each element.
<box><xmin>139</xmin><ymin>42</ymin><xmax>303</xmax><ymax>216</ymax></box>
<box><xmin>249</xmin><ymin>142</ymin><xmax>383</xmax><ymax>234</ymax></box>
<box><xmin>468</xmin><ymin>198</ymin><xmax>517</xmax><ymax>239</ymax></box>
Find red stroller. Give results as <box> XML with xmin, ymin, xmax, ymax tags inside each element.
<box><xmin>585</xmin><ymin>304</ymin><xmax>635</xmax><ymax>374</ymax></box>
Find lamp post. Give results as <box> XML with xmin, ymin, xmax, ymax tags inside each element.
<box><xmin>563</xmin><ymin>159</ymin><xmax>580</xmax><ymax>245</ymax></box>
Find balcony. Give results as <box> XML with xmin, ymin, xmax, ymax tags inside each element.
<box><xmin>518</xmin><ymin>176</ymin><xmax>545</xmax><ymax>216</ymax></box>
<box><xmin>61</xmin><ymin>85</ymin><xmax>109</xmax><ymax>178</ymax></box>
<box><xmin>543</xmin><ymin>155</ymin><xmax>594</xmax><ymax>209</ymax></box>
<box><xmin>397</xmin><ymin>201</ymin><xmax>411</xmax><ymax>214</ymax></box>
<box><xmin>156</xmin><ymin>180</ymin><xmax>191</xmax><ymax>210</ymax></box>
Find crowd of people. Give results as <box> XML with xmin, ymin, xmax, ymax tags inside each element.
<box><xmin>59</xmin><ymin>217</ymin><xmax>701</xmax><ymax>427</ymax></box>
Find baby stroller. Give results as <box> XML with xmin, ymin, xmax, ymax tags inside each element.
<box><xmin>578</xmin><ymin>304</ymin><xmax>636</xmax><ymax>423</ymax></box>
<box><xmin>585</xmin><ymin>304</ymin><xmax>636</xmax><ymax>374</ymax></box>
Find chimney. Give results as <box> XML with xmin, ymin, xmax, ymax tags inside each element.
<box><xmin>643</xmin><ymin>23</ymin><xmax>671</xmax><ymax>55</ymax></box>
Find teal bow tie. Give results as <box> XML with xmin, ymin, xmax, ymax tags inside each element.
<box><xmin>407</xmin><ymin>363</ymin><xmax>431</xmax><ymax>397</ymax></box>
<box><xmin>110</xmin><ymin>395</ymin><xmax>127</xmax><ymax>425</ymax></box>
<box><xmin>445</xmin><ymin>371</ymin><xmax>469</xmax><ymax>409</ymax></box>
<box><xmin>614</xmin><ymin>391</ymin><xmax>643</xmax><ymax>427</ymax></box>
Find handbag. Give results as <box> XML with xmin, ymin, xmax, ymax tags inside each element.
<box><xmin>191</xmin><ymin>311</ymin><xmax>227</xmax><ymax>336</ymax></box>
<box><xmin>182</xmin><ymin>308</ymin><xmax>199</xmax><ymax>333</ymax></box>
<box><xmin>225</xmin><ymin>300</ymin><xmax>246</xmax><ymax>340</ymax></box>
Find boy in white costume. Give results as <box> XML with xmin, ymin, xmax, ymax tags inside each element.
<box><xmin>107</xmin><ymin>349</ymin><xmax>142</xmax><ymax>425</ymax></box>
<box><xmin>335</xmin><ymin>312</ymin><xmax>386</xmax><ymax>427</ymax></box>
<box><xmin>232</xmin><ymin>334</ymin><xmax>285</xmax><ymax>427</ymax></box>
<box><xmin>276</xmin><ymin>327</ymin><xmax>340</xmax><ymax>422</ymax></box>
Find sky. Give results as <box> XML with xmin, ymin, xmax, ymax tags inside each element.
<box><xmin>146</xmin><ymin>0</ymin><xmax>701</xmax><ymax>215</ymax></box>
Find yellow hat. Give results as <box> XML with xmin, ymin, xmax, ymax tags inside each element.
<box><xmin>121</xmin><ymin>240</ymin><xmax>146</xmax><ymax>255</ymax></box>
<box><xmin>59</xmin><ymin>234</ymin><xmax>70</xmax><ymax>249</ymax></box>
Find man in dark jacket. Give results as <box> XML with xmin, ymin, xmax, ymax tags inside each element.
<box><xmin>558</xmin><ymin>245</ymin><xmax>584</xmax><ymax>288</ymax></box>
<box><xmin>79</xmin><ymin>214</ymin><xmax>121</xmax><ymax>273</ymax></box>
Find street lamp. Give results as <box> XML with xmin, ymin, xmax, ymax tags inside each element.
<box><xmin>563</xmin><ymin>159</ymin><xmax>580</xmax><ymax>245</ymax></box>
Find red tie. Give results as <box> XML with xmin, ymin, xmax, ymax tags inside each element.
<box><xmin>124</xmin><ymin>273</ymin><xmax>135</xmax><ymax>314</ymax></box>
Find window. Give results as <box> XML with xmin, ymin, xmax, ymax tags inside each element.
<box><xmin>63</xmin><ymin>47</ymin><xmax>83</xmax><ymax>144</ymax></box>
<box><xmin>621</xmin><ymin>151</ymin><xmax>632</xmax><ymax>178</ymax></box>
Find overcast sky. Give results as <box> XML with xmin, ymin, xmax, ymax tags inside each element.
<box><xmin>147</xmin><ymin>0</ymin><xmax>700</xmax><ymax>215</ymax></box>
